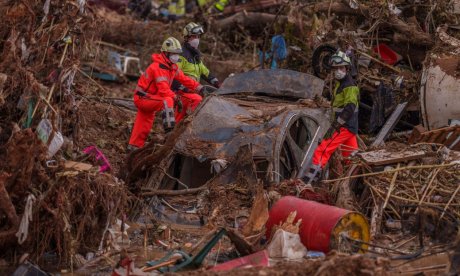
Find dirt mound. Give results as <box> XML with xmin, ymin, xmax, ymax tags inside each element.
<box><xmin>77</xmin><ymin>100</ymin><xmax>134</xmax><ymax>172</ymax></box>
<box><xmin>178</xmin><ymin>252</ymin><xmax>389</xmax><ymax>275</ymax></box>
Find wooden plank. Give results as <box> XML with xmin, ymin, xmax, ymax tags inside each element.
<box><xmin>452</xmin><ymin>137</ymin><xmax>460</xmax><ymax>151</ymax></box>
<box><xmin>410</xmin><ymin>125</ymin><xmax>460</xmax><ymax>146</ymax></box>
<box><xmin>64</xmin><ymin>161</ymin><xmax>93</xmax><ymax>171</ymax></box>
<box><xmin>370</xmin><ymin>200</ymin><xmax>383</xmax><ymax>239</ymax></box>
<box><xmin>420</xmin><ymin>131</ymin><xmax>432</xmax><ymax>142</ymax></box>
<box><xmin>445</xmin><ymin>127</ymin><xmax>460</xmax><ymax>148</ymax></box>
<box><xmin>427</xmin><ymin>125</ymin><xmax>459</xmax><ymax>135</ymax></box>
<box><xmin>358</xmin><ymin>149</ymin><xmax>428</xmax><ymax>166</ymax></box>
<box><xmin>408</xmin><ymin>125</ymin><xmax>426</xmax><ymax>144</ymax></box>
<box><xmin>424</xmin><ymin>126</ymin><xmax>457</xmax><ymax>143</ymax></box>
<box><xmin>427</xmin><ymin>131</ymin><xmax>442</xmax><ymax>143</ymax></box>
<box><xmin>372</xmin><ymin>102</ymin><xmax>408</xmax><ymax>147</ymax></box>
<box><xmin>436</xmin><ymin>130</ymin><xmax>451</xmax><ymax>144</ymax></box>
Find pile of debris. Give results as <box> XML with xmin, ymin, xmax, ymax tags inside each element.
<box><xmin>300</xmin><ymin>0</ymin><xmax>460</xmax><ymax>133</ymax></box>
<box><xmin>0</xmin><ymin>0</ymin><xmax>132</xmax><ymax>268</ymax></box>
<box><xmin>167</xmin><ymin>0</ymin><xmax>460</xmax><ymax>133</ymax></box>
<box><xmin>349</xmin><ymin>143</ymin><xmax>460</xmax><ymax>239</ymax></box>
<box><xmin>1</xmin><ymin>0</ymin><xmax>460</xmax><ymax>274</ymax></box>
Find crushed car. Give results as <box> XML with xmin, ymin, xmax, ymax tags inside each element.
<box><xmin>132</xmin><ymin>69</ymin><xmax>330</xmax><ymax>185</ymax></box>
<box><xmin>126</xmin><ymin>69</ymin><xmax>331</xmax><ymax>224</ymax></box>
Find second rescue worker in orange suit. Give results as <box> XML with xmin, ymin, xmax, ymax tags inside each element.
<box><xmin>128</xmin><ymin>37</ymin><xmax>203</xmax><ymax>151</ymax></box>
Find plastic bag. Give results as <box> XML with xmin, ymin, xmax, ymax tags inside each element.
<box><xmin>267</xmin><ymin>229</ymin><xmax>307</xmax><ymax>259</ymax></box>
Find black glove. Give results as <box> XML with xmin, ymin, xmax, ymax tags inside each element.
<box><xmin>331</xmin><ymin>120</ymin><xmax>342</xmax><ymax>132</ymax></box>
<box><xmin>178</xmin><ymin>84</ymin><xmax>190</xmax><ymax>93</ymax></box>
<box><xmin>324</xmin><ymin>120</ymin><xmax>342</xmax><ymax>139</ymax></box>
<box><xmin>174</xmin><ymin>96</ymin><xmax>183</xmax><ymax>113</ymax></box>
<box><xmin>198</xmin><ymin>86</ymin><xmax>206</xmax><ymax>97</ymax></box>
<box><xmin>199</xmin><ymin>86</ymin><xmax>218</xmax><ymax>97</ymax></box>
<box><xmin>199</xmin><ymin>86</ymin><xmax>210</xmax><ymax>97</ymax></box>
<box><xmin>210</xmin><ymin>78</ymin><xmax>221</xmax><ymax>88</ymax></box>
<box><xmin>324</xmin><ymin>125</ymin><xmax>335</xmax><ymax>139</ymax></box>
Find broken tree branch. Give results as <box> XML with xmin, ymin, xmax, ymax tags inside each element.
<box><xmin>222</xmin><ymin>0</ymin><xmax>284</xmax><ymax>15</ymax></box>
<box><xmin>313</xmin><ymin>1</ymin><xmax>365</xmax><ymax>16</ymax></box>
<box><xmin>140</xmin><ymin>186</ymin><xmax>207</xmax><ymax>197</ymax></box>
<box><xmin>439</xmin><ymin>184</ymin><xmax>460</xmax><ymax>221</ymax></box>
<box><xmin>383</xmin><ymin>163</ymin><xmax>400</xmax><ymax>209</ymax></box>
<box><xmin>0</xmin><ymin>173</ymin><xmax>20</xmax><ymax>227</ymax></box>
<box><xmin>370</xmin><ymin>199</ymin><xmax>383</xmax><ymax>238</ymax></box>
<box><xmin>387</xmin><ymin>16</ymin><xmax>434</xmax><ymax>47</ymax></box>
<box><xmin>356</xmin><ymin>50</ymin><xmax>401</xmax><ymax>73</ymax></box>
<box><xmin>213</xmin><ymin>12</ymin><xmax>288</xmax><ymax>32</ymax></box>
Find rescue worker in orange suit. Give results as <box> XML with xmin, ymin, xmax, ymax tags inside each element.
<box><xmin>301</xmin><ymin>51</ymin><xmax>360</xmax><ymax>184</ymax></box>
<box><xmin>172</xmin><ymin>22</ymin><xmax>220</xmax><ymax>123</ymax></box>
<box><xmin>127</xmin><ymin>37</ymin><xmax>203</xmax><ymax>151</ymax></box>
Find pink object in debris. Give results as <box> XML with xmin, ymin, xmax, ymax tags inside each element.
<box><xmin>82</xmin><ymin>145</ymin><xmax>112</xmax><ymax>172</ymax></box>
<box><xmin>210</xmin><ymin>250</ymin><xmax>269</xmax><ymax>271</ymax></box>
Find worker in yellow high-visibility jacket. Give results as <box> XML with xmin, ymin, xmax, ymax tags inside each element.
<box><xmin>167</xmin><ymin>0</ymin><xmax>185</xmax><ymax>21</ymax></box>
<box><xmin>196</xmin><ymin>0</ymin><xmax>229</xmax><ymax>13</ymax></box>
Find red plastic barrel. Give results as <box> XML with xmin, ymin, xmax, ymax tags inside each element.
<box><xmin>265</xmin><ymin>196</ymin><xmax>369</xmax><ymax>253</ymax></box>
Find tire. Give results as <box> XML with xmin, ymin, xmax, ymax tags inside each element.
<box><xmin>312</xmin><ymin>44</ymin><xmax>337</xmax><ymax>79</ymax></box>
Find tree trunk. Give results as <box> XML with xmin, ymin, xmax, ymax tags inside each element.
<box><xmin>213</xmin><ymin>12</ymin><xmax>288</xmax><ymax>32</ymax></box>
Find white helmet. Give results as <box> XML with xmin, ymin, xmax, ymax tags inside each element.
<box><xmin>161</xmin><ymin>37</ymin><xmax>183</xmax><ymax>54</ymax></box>
<box><xmin>183</xmin><ymin>22</ymin><xmax>204</xmax><ymax>37</ymax></box>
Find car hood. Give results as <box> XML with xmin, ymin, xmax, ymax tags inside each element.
<box><xmin>174</xmin><ymin>95</ymin><xmax>329</xmax><ymax>160</ymax></box>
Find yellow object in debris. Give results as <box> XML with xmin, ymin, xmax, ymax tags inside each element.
<box><xmin>331</xmin><ymin>212</ymin><xmax>370</xmax><ymax>253</ymax></box>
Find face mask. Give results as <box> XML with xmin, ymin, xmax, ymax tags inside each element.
<box><xmin>169</xmin><ymin>54</ymin><xmax>180</xmax><ymax>64</ymax></box>
<box><xmin>189</xmin><ymin>38</ymin><xmax>200</xmax><ymax>49</ymax></box>
<box><xmin>334</xmin><ymin>68</ymin><xmax>346</xmax><ymax>80</ymax></box>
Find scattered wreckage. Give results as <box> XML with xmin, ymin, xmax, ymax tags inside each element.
<box><xmin>123</xmin><ymin>63</ymin><xmax>460</xmax><ymax>272</ymax></box>
<box><xmin>2</xmin><ymin>0</ymin><xmax>460</xmax><ymax>274</ymax></box>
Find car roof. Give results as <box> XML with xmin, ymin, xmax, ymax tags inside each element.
<box><xmin>217</xmin><ymin>69</ymin><xmax>324</xmax><ymax>100</ymax></box>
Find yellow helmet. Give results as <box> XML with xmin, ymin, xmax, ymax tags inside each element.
<box><xmin>183</xmin><ymin>22</ymin><xmax>204</xmax><ymax>37</ymax></box>
<box><xmin>161</xmin><ymin>37</ymin><xmax>183</xmax><ymax>54</ymax></box>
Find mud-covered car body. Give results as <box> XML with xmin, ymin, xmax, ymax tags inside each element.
<box><xmin>152</xmin><ymin>69</ymin><xmax>331</xmax><ymax>190</ymax></box>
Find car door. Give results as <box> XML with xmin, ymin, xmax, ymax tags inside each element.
<box><xmin>279</xmin><ymin>116</ymin><xmax>319</xmax><ymax>180</ymax></box>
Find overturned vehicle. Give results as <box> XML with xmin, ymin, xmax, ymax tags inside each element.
<box><xmin>126</xmin><ymin>69</ymin><xmax>331</xmax><ymax>224</ymax></box>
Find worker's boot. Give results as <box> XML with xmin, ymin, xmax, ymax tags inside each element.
<box><xmin>162</xmin><ymin>101</ymin><xmax>176</xmax><ymax>133</ymax></box>
<box><xmin>300</xmin><ymin>164</ymin><xmax>322</xmax><ymax>185</ymax></box>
